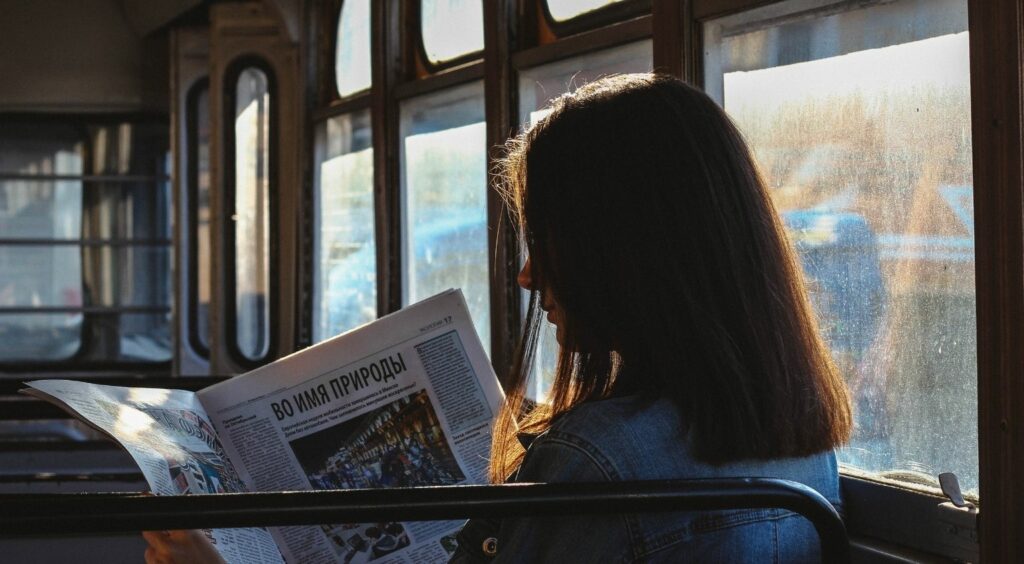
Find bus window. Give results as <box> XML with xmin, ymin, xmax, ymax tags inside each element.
<box><xmin>231</xmin><ymin>67</ymin><xmax>272</xmax><ymax>362</ymax></box>
<box><xmin>705</xmin><ymin>0</ymin><xmax>976</xmax><ymax>494</ymax></box>
<box><xmin>419</xmin><ymin>0</ymin><xmax>484</xmax><ymax>66</ymax></box>
<box><xmin>399</xmin><ymin>82</ymin><xmax>489</xmax><ymax>353</ymax></box>
<box><xmin>314</xmin><ymin>111</ymin><xmax>375</xmax><ymax>341</ymax></box>
<box><xmin>0</xmin><ymin>122</ymin><xmax>171</xmax><ymax>365</ymax></box>
<box><xmin>335</xmin><ymin>0</ymin><xmax>371</xmax><ymax>98</ymax></box>
<box><xmin>517</xmin><ymin>40</ymin><xmax>652</xmax><ymax>399</ymax></box>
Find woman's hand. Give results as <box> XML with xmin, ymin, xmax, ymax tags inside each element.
<box><xmin>142</xmin><ymin>529</ymin><xmax>226</xmax><ymax>564</ymax></box>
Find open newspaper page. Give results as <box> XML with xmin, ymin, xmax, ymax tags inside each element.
<box><xmin>198</xmin><ymin>289</ymin><xmax>504</xmax><ymax>564</ymax></box>
<box><xmin>21</xmin><ymin>379</ymin><xmax>284</xmax><ymax>564</ymax></box>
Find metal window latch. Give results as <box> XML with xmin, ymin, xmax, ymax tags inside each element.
<box><xmin>939</xmin><ymin>472</ymin><xmax>977</xmax><ymax>511</ymax></box>
<box><xmin>936</xmin><ymin>472</ymin><xmax>979</xmax><ymax>559</ymax></box>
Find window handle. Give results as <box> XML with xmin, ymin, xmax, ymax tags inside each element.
<box><xmin>939</xmin><ymin>472</ymin><xmax>976</xmax><ymax>511</ymax></box>
<box><xmin>936</xmin><ymin>472</ymin><xmax>979</xmax><ymax>554</ymax></box>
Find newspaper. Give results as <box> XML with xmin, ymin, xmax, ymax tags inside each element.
<box><xmin>24</xmin><ymin>289</ymin><xmax>504</xmax><ymax>564</ymax></box>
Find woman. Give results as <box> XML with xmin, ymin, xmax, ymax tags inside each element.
<box><xmin>450</xmin><ymin>74</ymin><xmax>851</xmax><ymax>562</ymax></box>
<box><xmin>143</xmin><ymin>74</ymin><xmax>851</xmax><ymax>563</ymax></box>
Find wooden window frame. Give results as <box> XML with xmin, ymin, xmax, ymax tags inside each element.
<box><xmin>185</xmin><ymin>78</ymin><xmax>212</xmax><ymax>360</ymax></box>
<box><xmin>538</xmin><ymin>0</ymin><xmax>652</xmax><ymax>39</ymax></box>
<box><xmin>171</xmin><ymin>25</ymin><xmax>213</xmax><ymax>376</ymax></box>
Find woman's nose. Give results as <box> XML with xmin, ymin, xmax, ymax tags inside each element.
<box><xmin>517</xmin><ymin>258</ymin><xmax>533</xmax><ymax>291</ymax></box>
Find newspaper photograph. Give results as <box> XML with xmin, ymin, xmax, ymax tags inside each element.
<box><xmin>196</xmin><ymin>289</ymin><xmax>503</xmax><ymax>563</ymax></box>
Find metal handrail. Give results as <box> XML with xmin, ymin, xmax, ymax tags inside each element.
<box><xmin>0</xmin><ymin>478</ymin><xmax>849</xmax><ymax>562</ymax></box>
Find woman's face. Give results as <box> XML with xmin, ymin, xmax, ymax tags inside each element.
<box><xmin>517</xmin><ymin>257</ymin><xmax>565</xmax><ymax>344</ymax></box>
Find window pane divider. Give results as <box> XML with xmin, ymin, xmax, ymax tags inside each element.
<box><xmin>393</xmin><ymin>61</ymin><xmax>486</xmax><ymax>101</ymax></box>
<box><xmin>311</xmin><ymin>94</ymin><xmax>373</xmax><ymax>122</ymax></box>
<box><xmin>511</xmin><ymin>14</ymin><xmax>652</xmax><ymax>70</ymax></box>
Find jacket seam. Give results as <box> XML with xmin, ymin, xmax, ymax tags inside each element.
<box><xmin>539</xmin><ymin>431</ymin><xmax>623</xmax><ymax>481</ymax></box>
<box><xmin>531</xmin><ymin>432</ymin><xmax>638</xmax><ymax>563</ymax></box>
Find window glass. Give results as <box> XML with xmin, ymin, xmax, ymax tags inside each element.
<box><xmin>335</xmin><ymin>0</ymin><xmax>372</xmax><ymax>97</ymax></box>
<box><xmin>518</xmin><ymin>40</ymin><xmax>652</xmax><ymax>400</ymax></box>
<box><xmin>190</xmin><ymin>85</ymin><xmax>212</xmax><ymax>352</ymax></box>
<box><xmin>705</xmin><ymin>0</ymin><xmax>976</xmax><ymax>494</ymax></box>
<box><xmin>420</xmin><ymin>0</ymin><xmax>484</xmax><ymax>65</ymax></box>
<box><xmin>0</xmin><ymin>123</ymin><xmax>171</xmax><ymax>364</ymax></box>
<box><xmin>314</xmin><ymin>110</ymin><xmax>375</xmax><ymax>341</ymax></box>
<box><xmin>234</xmin><ymin>67</ymin><xmax>272</xmax><ymax>361</ymax></box>
<box><xmin>546</xmin><ymin>0</ymin><xmax>625</xmax><ymax>22</ymax></box>
<box><xmin>400</xmin><ymin>82</ymin><xmax>489</xmax><ymax>352</ymax></box>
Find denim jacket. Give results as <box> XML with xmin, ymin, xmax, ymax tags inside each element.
<box><xmin>450</xmin><ymin>395</ymin><xmax>842</xmax><ymax>563</ymax></box>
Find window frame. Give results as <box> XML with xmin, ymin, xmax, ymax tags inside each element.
<box><xmin>222</xmin><ymin>57</ymin><xmax>280</xmax><ymax>369</ymax></box>
<box><xmin>538</xmin><ymin>0</ymin><xmax>652</xmax><ymax>39</ymax></box>
<box><xmin>964</xmin><ymin>0</ymin><xmax>1024</xmax><ymax>558</ymax></box>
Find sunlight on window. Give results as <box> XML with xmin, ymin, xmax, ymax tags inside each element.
<box><xmin>707</xmin><ymin>0</ymin><xmax>976</xmax><ymax>494</ymax></box>
<box><xmin>547</xmin><ymin>0</ymin><xmax>624</xmax><ymax>22</ymax></box>
<box><xmin>404</xmin><ymin>122</ymin><xmax>489</xmax><ymax>349</ymax></box>
<box><xmin>336</xmin><ymin>0</ymin><xmax>372</xmax><ymax>97</ymax></box>
<box><xmin>420</xmin><ymin>0</ymin><xmax>484</xmax><ymax>64</ymax></box>
<box><xmin>314</xmin><ymin>112</ymin><xmax>376</xmax><ymax>342</ymax></box>
<box><xmin>234</xmin><ymin>68</ymin><xmax>271</xmax><ymax>361</ymax></box>
<box><xmin>400</xmin><ymin>84</ymin><xmax>489</xmax><ymax>353</ymax></box>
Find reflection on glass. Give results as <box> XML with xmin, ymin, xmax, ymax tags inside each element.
<box><xmin>191</xmin><ymin>86</ymin><xmax>212</xmax><ymax>351</ymax></box>
<box><xmin>77</xmin><ymin>246</ymin><xmax>172</xmax><ymax>307</ymax></box>
<box><xmin>0</xmin><ymin>145</ymin><xmax>83</xmax><ymax>361</ymax></box>
<box><xmin>400</xmin><ymin>82</ymin><xmax>489</xmax><ymax>352</ymax></box>
<box><xmin>234</xmin><ymin>67</ymin><xmax>272</xmax><ymax>361</ymax></box>
<box><xmin>108</xmin><ymin>313</ymin><xmax>172</xmax><ymax>362</ymax></box>
<box><xmin>0</xmin><ymin>122</ymin><xmax>171</xmax><ymax>364</ymax></box>
<box><xmin>0</xmin><ymin>315</ymin><xmax>82</xmax><ymax>362</ymax></box>
<box><xmin>518</xmin><ymin>40</ymin><xmax>652</xmax><ymax>400</ymax></box>
<box><xmin>706</xmin><ymin>0</ymin><xmax>976</xmax><ymax>493</ymax></box>
<box><xmin>420</xmin><ymin>0</ymin><xmax>484</xmax><ymax>64</ymax></box>
<box><xmin>547</xmin><ymin>0</ymin><xmax>624</xmax><ymax>22</ymax></box>
<box><xmin>314</xmin><ymin>111</ymin><xmax>375</xmax><ymax>341</ymax></box>
<box><xmin>336</xmin><ymin>0</ymin><xmax>372</xmax><ymax>97</ymax></box>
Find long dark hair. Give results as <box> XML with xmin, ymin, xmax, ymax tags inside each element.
<box><xmin>490</xmin><ymin>74</ymin><xmax>852</xmax><ymax>482</ymax></box>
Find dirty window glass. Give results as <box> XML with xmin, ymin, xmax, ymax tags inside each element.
<box><xmin>313</xmin><ymin>111</ymin><xmax>375</xmax><ymax>341</ymax></box>
<box><xmin>546</xmin><ymin>0</ymin><xmax>625</xmax><ymax>22</ymax></box>
<box><xmin>233</xmin><ymin>67</ymin><xmax>272</xmax><ymax>361</ymax></box>
<box><xmin>399</xmin><ymin>82</ymin><xmax>489</xmax><ymax>353</ymax></box>
<box><xmin>706</xmin><ymin>0</ymin><xmax>976</xmax><ymax>494</ymax></box>
<box><xmin>420</xmin><ymin>0</ymin><xmax>484</xmax><ymax>65</ymax></box>
<box><xmin>335</xmin><ymin>0</ymin><xmax>372</xmax><ymax>97</ymax></box>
